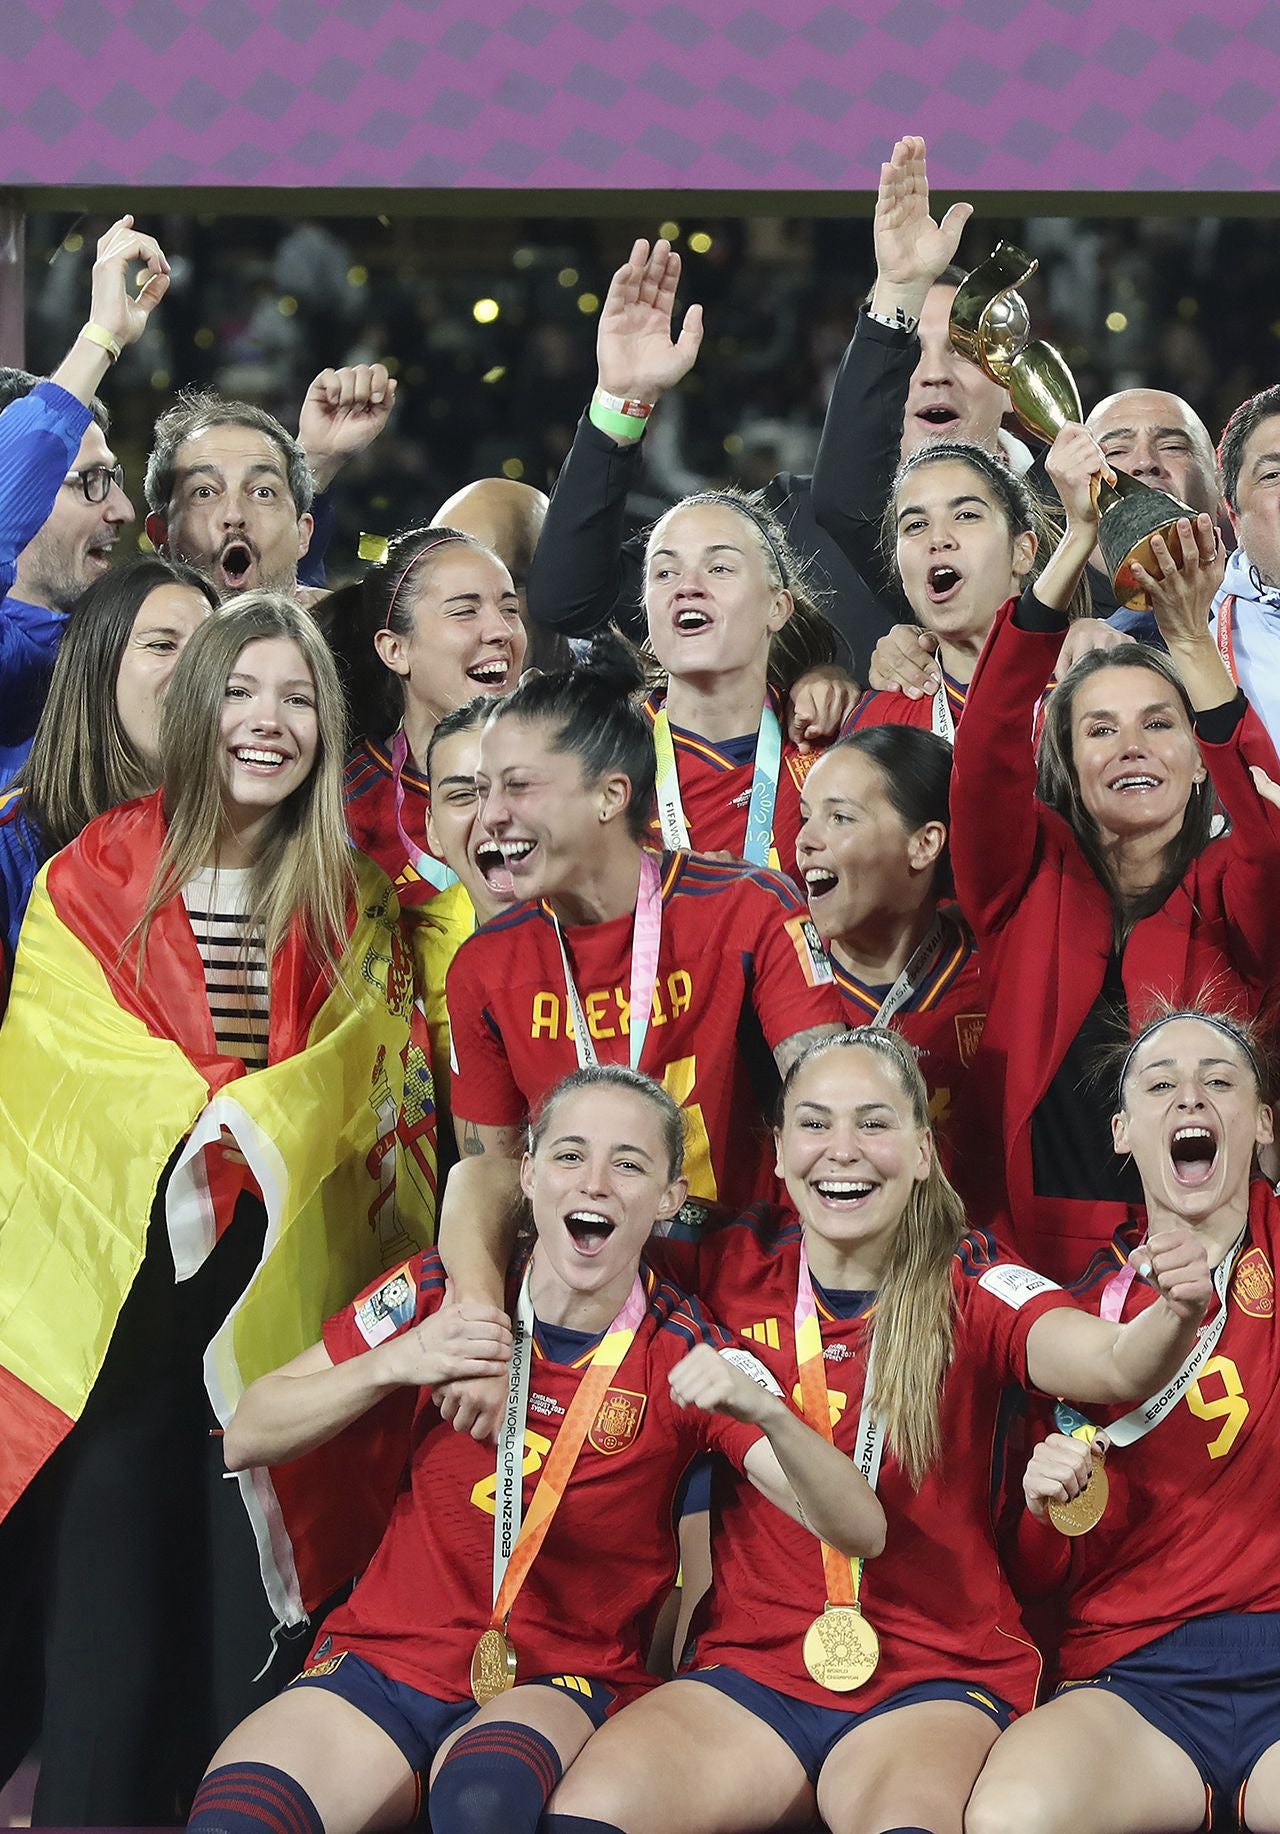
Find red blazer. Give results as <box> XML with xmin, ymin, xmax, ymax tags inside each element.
<box><xmin>952</xmin><ymin>595</ymin><xmax>1280</xmax><ymax>1283</ymax></box>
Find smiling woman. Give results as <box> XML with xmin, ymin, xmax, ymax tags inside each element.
<box><xmin>334</xmin><ymin>524</ymin><xmax>528</xmax><ymax>909</ymax></box>
<box><xmin>186</xmin><ymin>1065</ymin><xmax>876</xmax><ymax>1834</ymax></box>
<box><xmin>951</xmin><ymin>423</ymin><xmax>1280</xmax><ymax>1282</ymax></box>
<box><xmin>0</xmin><ymin>591</ymin><xmax>439</xmax><ymax>1822</ymax></box>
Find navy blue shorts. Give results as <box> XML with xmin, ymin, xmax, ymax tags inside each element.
<box><xmin>681</xmin><ymin>1666</ymin><xmax>1014</xmax><ymax>1784</ymax></box>
<box><xmin>1056</xmin><ymin>1612</ymin><xmax>1280</xmax><ymax>1828</ymax></box>
<box><xmin>289</xmin><ymin>1647</ymin><xmax>616</xmax><ymax>1774</ymax></box>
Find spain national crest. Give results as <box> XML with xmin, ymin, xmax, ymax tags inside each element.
<box><xmin>1231</xmin><ymin>1246</ymin><xmax>1275</xmax><ymax>1318</ymax></box>
<box><xmin>954</xmin><ymin>1013</ymin><xmax>986</xmax><ymax>1067</ymax></box>
<box><xmin>589</xmin><ymin>1387</ymin><xmax>647</xmax><ymax>1455</ymax></box>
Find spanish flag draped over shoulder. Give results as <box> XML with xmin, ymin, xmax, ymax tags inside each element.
<box><xmin>0</xmin><ymin>791</ymin><xmax>436</xmax><ymax>1624</ymax></box>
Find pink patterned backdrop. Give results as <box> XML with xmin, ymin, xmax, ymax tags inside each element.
<box><xmin>0</xmin><ymin>0</ymin><xmax>1277</xmax><ymax>192</ymax></box>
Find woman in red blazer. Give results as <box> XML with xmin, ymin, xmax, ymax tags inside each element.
<box><xmin>952</xmin><ymin>425</ymin><xmax>1280</xmax><ymax>1282</ymax></box>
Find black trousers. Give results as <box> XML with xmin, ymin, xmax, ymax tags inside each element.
<box><xmin>23</xmin><ymin>1189</ymin><xmax>309</xmax><ymax>1826</ymax></box>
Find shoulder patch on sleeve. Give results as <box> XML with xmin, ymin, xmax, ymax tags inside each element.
<box><xmin>719</xmin><ymin>1345</ymin><xmax>785</xmax><ymax>1396</ymax></box>
<box><xmin>785</xmin><ymin>913</ymin><xmax>834</xmax><ymax>987</ymax></box>
<box><xmin>353</xmin><ymin>1262</ymin><xmax>418</xmax><ymax>1346</ymax></box>
<box><xmin>978</xmin><ymin>1262</ymin><xmax>1062</xmax><ymax>1310</ymax></box>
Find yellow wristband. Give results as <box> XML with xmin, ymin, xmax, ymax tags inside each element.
<box><xmin>78</xmin><ymin>322</ymin><xmax>122</xmax><ymax>363</ymax></box>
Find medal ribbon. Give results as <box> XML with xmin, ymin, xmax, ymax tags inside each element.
<box><xmin>1215</xmin><ymin>595</ymin><xmax>1238</xmax><ymax>685</ymax></box>
<box><xmin>652</xmin><ymin>699</ymin><xmax>783</xmax><ymax>867</ymax></box>
<box><xmin>1092</xmin><ymin>1231</ymin><xmax>1244</xmax><ymax>1450</ymax></box>
<box><xmin>389</xmin><ymin>727</ymin><xmax>456</xmax><ymax>892</ymax></box>
<box><xmin>551</xmin><ymin>847</ymin><xmax>663</xmax><ymax>1073</ymax></box>
<box><xmin>870</xmin><ymin>913</ymin><xmax>947</xmax><ymax>1029</ymax></box>
<box><xmin>487</xmin><ymin>1263</ymin><xmax>647</xmax><ymax>1632</ymax></box>
<box><xmin>930</xmin><ymin>679</ymin><xmax>956</xmax><ymax>744</ymax></box>
<box><xmin>793</xmin><ymin>1240</ymin><xmax>884</xmax><ymax>1613</ymax></box>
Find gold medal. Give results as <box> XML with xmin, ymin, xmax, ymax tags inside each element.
<box><xmin>470</xmin><ymin>1626</ymin><xmax>517</xmax><ymax>1705</ymax></box>
<box><xmin>802</xmin><ymin>1602</ymin><xmax>880</xmax><ymax>1692</ymax></box>
<box><xmin>1047</xmin><ymin>1453</ymin><xmax>1109</xmax><ymax>1537</ymax></box>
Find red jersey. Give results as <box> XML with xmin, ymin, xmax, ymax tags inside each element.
<box><xmin>344</xmin><ymin>736</ymin><xmax>440</xmax><ymax>910</ymax></box>
<box><xmin>643</xmin><ymin>692</ymin><xmax>823</xmax><ymax>886</ymax></box>
<box><xmin>446</xmin><ymin>852</ymin><xmax>843</xmax><ymax>1206</ymax></box>
<box><xmin>649</xmin><ymin>1205</ymin><xmax>1072</xmax><ymax>1712</ymax></box>
<box><xmin>829</xmin><ymin>909</ymin><xmax>985</xmax><ymax>1159</ymax></box>
<box><xmin>842</xmin><ymin>670</ymin><xmax>968</xmax><ymax>736</ymax></box>
<box><xmin>1046</xmin><ymin>1181</ymin><xmax>1280</xmax><ymax>1680</ymax></box>
<box><xmin>315</xmin><ymin>1249</ymin><xmax>760</xmax><ymax>1706</ymax></box>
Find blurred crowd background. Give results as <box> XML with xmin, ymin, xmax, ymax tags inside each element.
<box><xmin>20</xmin><ymin>206</ymin><xmax>1276</xmax><ymax>572</ymax></box>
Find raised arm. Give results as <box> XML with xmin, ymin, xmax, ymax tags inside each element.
<box><xmin>525</xmin><ymin>236</ymin><xmax>703</xmax><ymax>638</ymax></box>
<box><xmin>669</xmin><ymin>1343</ymin><xmax>886</xmax><ymax>1556</ymax></box>
<box><xmin>1024</xmin><ymin>1223</ymin><xmax>1211</xmax><ymax>1404</ymax></box>
<box><xmin>811</xmin><ymin>135</ymin><xmax>972</xmax><ymax>595</ymax></box>
<box><xmin>950</xmin><ymin>424</ymin><xmax>1104</xmax><ymax>938</ymax></box>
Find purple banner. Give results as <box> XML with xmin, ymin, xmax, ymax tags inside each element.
<box><xmin>2</xmin><ymin>0</ymin><xmax>1278</xmax><ymax>192</ymax></box>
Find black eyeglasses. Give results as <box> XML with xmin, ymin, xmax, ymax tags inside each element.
<box><xmin>64</xmin><ymin>463</ymin><xmax>125</xmax><ymax>503</ymax></box>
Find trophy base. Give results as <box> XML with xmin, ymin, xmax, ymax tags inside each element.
<box><xmin>1098</xmin><ymin>485</ymin><xmax>1191</xmax><ymax>613</ymax></box>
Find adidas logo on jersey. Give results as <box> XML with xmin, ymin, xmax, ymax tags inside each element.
<box><xmin>741</xmin><ymin>1319</ymin><xmax>781</xmax><ymax>1349</ymax></box>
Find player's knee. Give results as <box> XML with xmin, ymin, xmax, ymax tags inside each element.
<box><xmin>188</xmin><ymin>1762</ymin><xmax>322</xmax><ymax>1834</ymax></box>
<box><xmin>429</xmin><ymin>1721</ymin><xmax>563</xmax><ymax>1834</ymax></box>
<box><xmin>965</xmin><ymin>1770</ymin><xmax>1057</xmax><ymax>1834</ymax></box>
<box><xmin>547</xmin><ymin>1755</ymin><xmax>642</xmax><ymax>1826</ymax></box>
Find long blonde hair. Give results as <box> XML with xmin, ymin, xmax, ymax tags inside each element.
<box><xmin>136</xmin><ymin>593</ymin><xmax>355</xmax><ymax>971</ymax></box>
<box><xmin>780</xmin><ymin>1028</ymin><xmax>967</xmax><ymax>1487</ymax></box>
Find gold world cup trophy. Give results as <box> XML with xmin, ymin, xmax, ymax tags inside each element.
<box><xmin>949</xmin><ymin>244</ymin><xmax>1190</xmax><ymax>610</ymax></box>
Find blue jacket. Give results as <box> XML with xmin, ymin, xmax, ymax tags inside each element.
<box><xmin>0</xmin><ymin>382</ymin><xmax>93</xmax><ymax>785</ymax></box>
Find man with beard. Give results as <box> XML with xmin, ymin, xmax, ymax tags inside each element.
<box><xmin>0</xmin><ymin>213</ymin><xmax>167</xmax><ymax>782</ymax></box>
<box><xmin>143</xmin><ymin>363</ymin><xmax>397</xmax><ymax>602</ymax></box>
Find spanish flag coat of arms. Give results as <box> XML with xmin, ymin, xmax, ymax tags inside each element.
<box><xmin>0</xmin><ymin>793</ymin><xmax>436</xmax><ymax>1626</ymax></box>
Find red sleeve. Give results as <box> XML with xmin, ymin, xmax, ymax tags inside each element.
<box><xmin>1201</xmin><ymin>703</ymin><xmax>1280</xmax><ymax>978</ymax></box>
<box><xmin>739</xmin><ymin>869</ymin><xmax>845</xmax><ymax>1046</ymax></box>
<box><xmin>951</xmin><ymin>591</ymin><xmax>1060</xmax><ymax>941</ymax></box>
<box><xmin>445</xmin><ymin>934</ymin><xmax>527</xmax><ymax>1128</ymax></box>
<box><xmin>954</xmin><ymin>1236</ymin><xmax>1078</xmax><ymax>1387</ymax></box>
<box><xmin>667</xmin><ymin>1288</ymin><xmax>766</xmax><ymax>1471</ymax></box>
<box><xmin>322</xmin><ymin>1248</ymin><xmax>443</xmax><ymax>1364</ymax></box>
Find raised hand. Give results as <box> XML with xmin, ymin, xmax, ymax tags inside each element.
<box><xmin>1131</xmin><ymin>516</ymin><xmax>1226</xmax><ymax>649</ymax></box>
<box><xmin>873</xmin><ymin>136</ymin><xmax>973</xmax><ymax>297</ymax></box>
<box><xmin>298</xmin><ymin>363</ymin><xmax>399</xmax><ymax>491</ymax></box>
<box><xmin>1131</xmin><ymin>1224</ymin><xmax>1213</xmax><ymax>1327</ymax></box>
<box><xmin>88</xmin><ymin>214</ymin><xmax>170</xmax><ymax>349</ymax></box>
<box><xmin>1045</xmin><ymin>422</ymin><xmax>1113</xmax><ymax>534</ymax></box>
<box><xmin>669</xmin><ymin>1342</ymin><xmax>780</xmax><ymax>1426</ymax></box>
<box><xmin>596</xmin><ymin>237</ymin><xmax>704</xmax><ymax>404</ymax></box>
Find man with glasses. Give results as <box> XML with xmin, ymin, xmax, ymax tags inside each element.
<box><xmin>0</xmin><ymin>213</ymin><xmax>168</xmax><ymax>782</ymax></box>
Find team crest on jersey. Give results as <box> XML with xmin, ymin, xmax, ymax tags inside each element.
<box><xmin>785</xmin><ymin>750</ymin><xmax>820</xmax><ymax>792</ymax></box>
<box><xmin>954</xmin><ymin>1013</ymin><xmax>986</xmax><ymax>1066</ymax></box>
<box><xmin>354</xmin><ymin>1262</ymin><xmax>417</xmax><ymax>1346</ymax></box>
<box><xmin>1231</xmin><ymin>1246</ymin><xmax>1275</xmax><ymax>1318</ymax></box>
<box><xmin>590</xmin><ymin>1387</ymin><xmax>647</xmax><ymax>1454</ymax></box>
<box><xmin>294</xmin><ymin>1646</ymin><xmax>346</xmax><ymax>1683</ymax></box>
<box><xmin>785</xmin><ymin>914</ymin><xmax>835</xmax><ymax>988</ymax></box>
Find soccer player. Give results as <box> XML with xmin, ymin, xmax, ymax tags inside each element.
<box><xmin>968</xmin><ymin>1008</ymin><xmax>1280</xmax><ymax>1834</ymax></box>
<box><xmin>542</xmin><ymin>1028</ymin><xmax>1213</xmax><ymax>1834</ymax></box>
<box><xmin>189</xmin><ymin>1067</ymin><xmax>883</xmax><ymax>1834</ymax></box>
<box><xmin>335</xmin><ymin>526</ymin><xmax>527</xmax><ymax>906</ymax></box>
<box><xmin>444</xmin><ymin>637</ymin><xmax>846</xmax><ymax>1222</ymax></box>
<box><xmin>795</xmin><ymin>725</ymin><xmax>982</xmax><ymax>1162</ymax></box>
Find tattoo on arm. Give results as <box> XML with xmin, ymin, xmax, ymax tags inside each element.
<box><xmin>775</xmin><ymin>1024</ymin><xmax>844</xmax><ymax>1078</ymax></box>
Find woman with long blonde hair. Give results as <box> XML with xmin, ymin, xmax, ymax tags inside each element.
<box><xmin>541</xmin><ymin>1027</ymin><xmax>1214</xmax><ymax>1834</ymax></box>
<box><xmin>0</xmin><ymin>592</ymin><xmax>436</xmax><ymax>1824</ymax></box>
